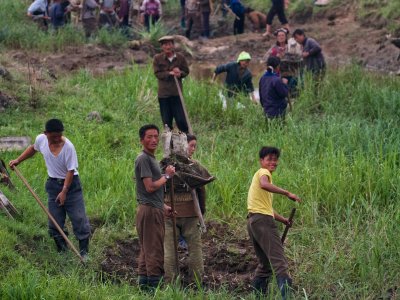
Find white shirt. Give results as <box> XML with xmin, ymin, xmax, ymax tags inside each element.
<box><xmin>34</xmin><ymin>134</ymin><xmax>79</xmax><ymax>179</ymax></box>
<box><xmin>27</xmin><ymin>0</ymin><xmax>48</xmax><ymax>15</ymax></box>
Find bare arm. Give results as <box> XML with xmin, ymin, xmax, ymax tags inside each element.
<box><xmin>9</xmin><ymin>145</ymin><xmax>37</xmax><ymax>168</ymax></box>
<box><xmin>260</xmin><ymin>175</ymin><xmax>301</xmax><ymax>202</ymax></box>
<box><xmin>142</xmin><ymin>165</ymin><xmax>175</xmax><ymax>193</ymax></box>
<box><xmin>56</xmin><ymin>170</ymin><xmax>75</xmax><ymax>206</ymax></box>
<box><xmin>274</xmin><ymin>210</ymin><xmax>290</xmax><ymax>225</ymax></box>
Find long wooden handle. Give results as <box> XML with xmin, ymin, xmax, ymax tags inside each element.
<box><xmin>281</xmin><ymin>208</ymin><xmax>296</xmax><ymax>244</ymax></box>
<box><xmin>190</xmin><ymin>189</ymin><xmax>206</xmax><ymax>233</ymax></box>
<box><xmin>13</xmin><ymin>166</ymin><xmax>84</xmax><ymax>263</ymax></box>
<box><xmin>169</xmin><ymin>177</ymin><xmax>180</xmax><ymax>275</ymax></box>
<box><xmin>174</xmin><ymin>76</ymin><xmax>193</xmax><ymax>134</ymax></box>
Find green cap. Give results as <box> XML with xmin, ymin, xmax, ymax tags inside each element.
<box><xmin>237</xmin><ymin>51</ymin><xmax>251</xmax><ymax>62</ymax></box>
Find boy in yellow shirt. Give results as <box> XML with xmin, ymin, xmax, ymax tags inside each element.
<box><xmin>247</xmin><ymin>146</ymin><xmax>301</xmax><ymax>299</ymax></box>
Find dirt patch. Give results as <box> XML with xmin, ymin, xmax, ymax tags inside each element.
<box><xmin>100</xmin><ymin>221</ymin><xmax>257</xmax><ymax>293</ymax></box>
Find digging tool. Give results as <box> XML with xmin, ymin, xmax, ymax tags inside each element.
<box><xmin>1</xmin><ymin>159</ymin><xmax>15</xmax><ymax>189</ymax></box>
<box><xmin>169</xmin><ymin>176</ymin><xmax>180</xmax><ymax>275</ymax></box>
<box><xmin>0</xmin><ymin>190</ymin><xmax>20</xmax><ymax>219</ymax></box>
<box><xmin>190</xmin><ymin>189</ymin><xmax>206</xmax><ymax>233</ymax></box>
<box><xmin>174</xmin><ymin>76</ymin><xmax>193</xmax><ymax>135</ymax></box>
<box><xmin>13</xmin><ymin>166</ymin><xmax>85</xmax><ymax>264</ymax></box>
<box><xmin>281</xmin><ymin>208</ymin><xmax>296</xmax><ymax>244</ymax></box>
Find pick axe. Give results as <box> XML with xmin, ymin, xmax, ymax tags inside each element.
<box><xmin>281</xmin><ymin>208</ymin><xmax>296</xmax><ymax>244</ymax></box>
<box><xmin>12</xmin><ymin>166</ymin><xmax>85</xmax><ymax>264</ymax></box>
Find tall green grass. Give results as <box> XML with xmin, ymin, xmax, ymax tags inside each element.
<box><xmin>0</xmin><ymin>64</ymin><xmax>399</xmax><ymax>298</ymax></box>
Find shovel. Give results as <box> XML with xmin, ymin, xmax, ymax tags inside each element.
<box><xmin>13</xmin><ymin>166</ymin><xmax>85</xmax><ymax>264</ymax></box>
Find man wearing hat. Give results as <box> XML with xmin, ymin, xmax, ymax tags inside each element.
<box><xmin>212</xmin><ymin>51</ymin><xmax>256</xmax><ymax>102</ymax></box>
<box><xmin>9</xmin><ymin>119</ymin><xmax>91</xmax><ymax>259</ymax></box>
<box><xmin>153</xmin><ymin>36</ymin><xmax>190</xmax><ymax>133</ymax></box>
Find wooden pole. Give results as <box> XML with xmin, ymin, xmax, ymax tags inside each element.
<box><xmin>13</xmin><ymin>166</ymin><xmax>84</xmax><ymax>263</ymax></box>
<box><xmin>174</xmin><ymin>76</ymin><xmax>193</xmax><ymax>135</ymax></box>
<box><xmin>281</xmin><ymin>208</ymin><xmax>296</xmax><ymax>244</ymax></box>
<box><xmin>169</xmin><ymin>176</ymin><xmax>180</xmax><ymax>275</ymax></box>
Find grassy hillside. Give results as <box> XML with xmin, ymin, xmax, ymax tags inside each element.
<box><xmin>1</xmin><ymin>63</ymin><xmax>400</xmax><ymax>298</ymax></box>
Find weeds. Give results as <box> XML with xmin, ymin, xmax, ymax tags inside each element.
<box><xmin>1</xmin><ymin>63</ymin><xmax>399</xmax><ymax>298</ymax></box>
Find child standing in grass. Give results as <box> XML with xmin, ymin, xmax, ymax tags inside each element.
<box><xmin>247</xmin><ymin>146</ymin><xmax>300</xmax><ymax>299</ymax></box>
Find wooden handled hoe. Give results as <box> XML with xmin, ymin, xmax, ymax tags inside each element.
<box><xmin>281</xmin><ymin>208</ymin><xmax>296</xmax><ymax>244</ymax></box>
<box><xmin>13</xmin><ymin>166</ymin><xmax>85</xmax><ymax>264</ymax></box>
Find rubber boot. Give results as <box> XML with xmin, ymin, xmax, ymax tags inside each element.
<box><xmin>138</xmin><ymin>275</ymin><xmax>148</xmax><ymax>291</ymax></box>
<box><xmin>252</xmin><ymin>276</ymin><xmax>269</xmax><ymax>298</ymax></box>
<box><xmin>54</xmin><ymin>237</ymin><xmax>68</xmax><ymax>252</ymax></box>
<box><xmin>79</xmin><ymin>238</ymin><xmax>89</xmax><ymax>260</ymax></box>
<box><xmin>147</xmin><ymin>275</ymin><xmax>162</xmax><ymax>291</ymax></box>
<box><xmin>277</xmin><ymin>276</ymin><xmax>292</xmax><ymax>300</ymax></box>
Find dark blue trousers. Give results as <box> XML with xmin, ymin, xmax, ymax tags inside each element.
<box><xmin>45</xmin><ymin>176</ymin><xmax>91</xmax><ymax>241</ymax></box>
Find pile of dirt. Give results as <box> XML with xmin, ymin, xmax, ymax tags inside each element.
<box><xmin>100</xmin><ymin>221</ymin><xmax>257</xmax><ymax>293</ymax></box>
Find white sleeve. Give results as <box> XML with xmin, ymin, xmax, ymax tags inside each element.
<box><xmin>33</xmin><ymin>134</ymin><xmax>45</xmax><ymax>153</ymax></box>
<box><xmin>65</xmin><ymin>143</ymin><xmax>79</xmax><ymax>171</ymax></box>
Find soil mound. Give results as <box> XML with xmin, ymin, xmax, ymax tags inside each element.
<box><xmin>100</xmin><ymin>221</ymin><xmax>257</xmax><ymax>293</ymax></box>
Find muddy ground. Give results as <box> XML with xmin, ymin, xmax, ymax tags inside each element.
<box><xmin>1</xmin><ymin>5</ymin><xmax>399</xmax><ymax>85</ymax></box>
<box><xmin>101</xmin><ymin>220</ymin><xmax>258</xmax><ymax>293</ymax></box>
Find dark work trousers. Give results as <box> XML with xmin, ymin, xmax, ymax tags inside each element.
<box><xmin>136</xmin><ymin>204</ymin><xmax>165</xmax><ymax>277</ymax></box>
<box><xmin>201</xmin><ymin>12</ymin><xmax>210</xmax><ymax>37</ymax></box>
<box><xmin>266</xmin><ymin>0</ymin><xmax>288</xmax><ymax>25</ymax></box>
<box><xmin>46</xmin><ymin>176</ymin><xmax>91</xmax><ymax>241</ymax></box>
<box><xmin>144</xmin><ymin>14</ymin><xmax>159</xmax><ymax>31</ymax></box>
<box><xmin>158</xmin><ymin>96</ymin><xmax>189</xmax><ymax>133</ymax></box>
<box><xmin>247</xmin><ymin>213</ymin><xmax>290</xmax><ymax>279</ymax></box>
<box><xmin>233</xmin><ymin>13</ymin><xmax>245</xmax><ymax>35</ymax></box>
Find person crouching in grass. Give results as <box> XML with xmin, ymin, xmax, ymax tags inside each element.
<box><xmin>247</xmin><ymin>146</ymin><xmax>301</xmax><ymax>299</ymax></box>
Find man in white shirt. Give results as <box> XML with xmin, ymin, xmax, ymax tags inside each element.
<box><xmin>9</xmin><ymin>119</ymin><xmax>91</xmax><ymax>258</ymax></box>
<box><xmin>27</xmin><ymin>0</ymin><xmax>50</xmax><ymax>30</ymax></box>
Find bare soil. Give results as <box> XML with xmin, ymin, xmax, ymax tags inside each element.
<box><xmin>100</xmin><ymin>220</ymin><xmax>257</xmax><ymax>293</ymax></box>
<box><xmin>1</xmin><ymin>6</ymin><xmax>399</xmax><ymax>83</ymax></box>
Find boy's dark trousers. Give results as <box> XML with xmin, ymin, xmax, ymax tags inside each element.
<box><xmin>158</xmin><ymin>96</ymin><xmax>189</xmax><ymax>133</ymax></box>
<box><xmin>233</xmin><ymin>13</ymin><xmax>245</xmax><ymax>35</ymax></box>
<box><xmin>247</xmin><ymin>213</ymin><xmax>290</xmax><ymax>278</ymax></box>
<box><xmin>46</xmin><ymin>176</ymin><xmax>91</xmax><ymax>243</ymax></box>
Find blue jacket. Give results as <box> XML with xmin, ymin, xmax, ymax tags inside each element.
<box><xmin>259</xmin><ymin>71</ymin><xmax>288</xmax><ymax>117</ymax></box>
<box><xmin>215</xmin><ymin>61</ymin><xmax>254</xmax><ymax>96</ymax></box>
<box><xmin>229</xmin><ymin>0</ymin><xmax>245</xmax><ymax>16</ymax></box>
<box><xmin>49</xmin><ymin>3</ymin><xmax>65</xmax><ymax>28</ymax></box>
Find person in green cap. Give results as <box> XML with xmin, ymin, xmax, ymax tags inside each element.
<box><xmin>212</xmin><ymin>51</ymin><xmax>256</xmax><ymax>102</ymax></box>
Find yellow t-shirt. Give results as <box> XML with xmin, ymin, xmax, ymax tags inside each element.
<box><xmin>247</xmin><ymin>168</ymin><xmax>274</xmax><ymax>216</ymax></box>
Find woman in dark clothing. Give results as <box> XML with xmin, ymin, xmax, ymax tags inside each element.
<box><xmin>259</xmin><ymin>56</ymin><xmax>289</xmax><ymax>119</ymax></box>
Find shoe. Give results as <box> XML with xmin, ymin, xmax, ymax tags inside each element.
<box><xmin>147</xmin><ymin>275</ymin><xmax>163</xmax><ymax>289</ymax></box>
<box><xmin>277</xmin><ymin>276</ymin><xmax>293</xmax><ymax>300</ymax></box>
<box><xmin>252</xmin><ymin>276</ymin><xmax>269</xmax><ymax>297</ymax></box>
<box><xmin>54</xmin><ymin>237</ymin><xmax>68</xmax><ymax>252</ymax></box>
<box><xmin>138</xmin><ymin>275</ymin><xmax>148</xmax><ymax>291</ymax></box>
<box><xmin>79</xmin><ymin>238</ymin><xmax>89</xmax><ymax>256</ymax></box>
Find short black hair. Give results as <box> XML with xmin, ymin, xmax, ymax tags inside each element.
<box><xmin>186</xmin><ymin>134</ymin><xmax>197</xmax><ymax>143</ymax></box>
<box><xmin>293</xmin><ymin>29</ymin><xmax>305</xmax><ymax>37</ymax></box>
<box><xmin>139</xmin><ymin>124</ymin><xmax>159</xmax><ymax>140</ymax></box>
<box><xmin>266</xmin><ymin>56</ymin><xmax>281</xmax><ymax>68</ymax></box>
<box><xmin>259</xmin><ymin>146</ymin><xmax>280</xmax><ymax>159</ymax></box>
<box><xmin>45</xmin><ymin>119</ymin><xmax>64</xmax><ymax>133</ymax></box>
